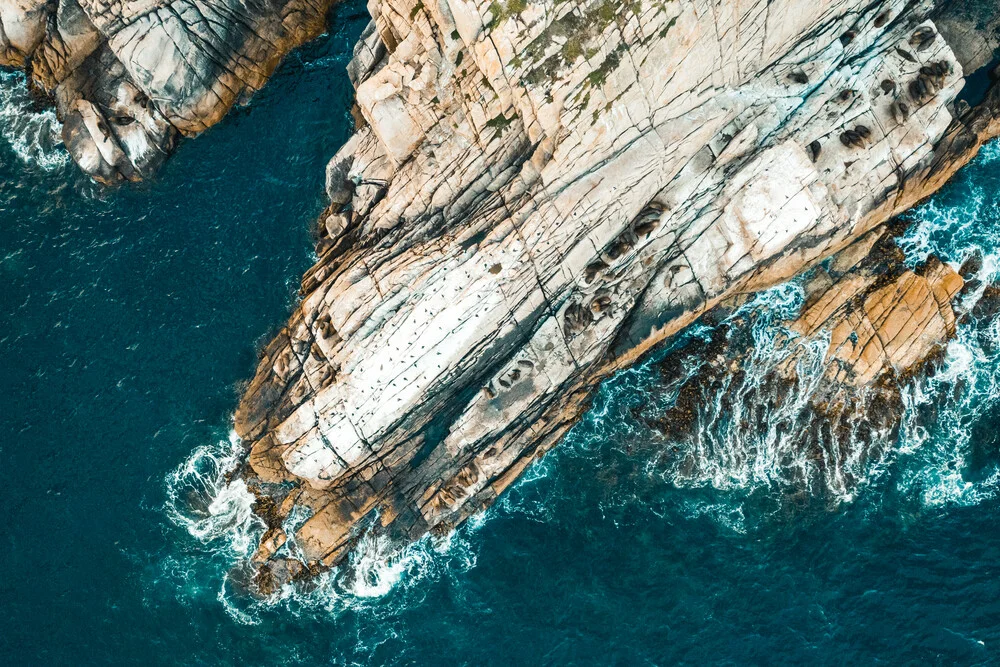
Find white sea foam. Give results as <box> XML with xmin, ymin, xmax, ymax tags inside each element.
<box><xmin>650</xmin><ymin>282</ymin><xmax>873</xmax><ymax>499</ymax></box>
<box><xmin>342</xmin><ymin>532</ymin><xmax>432</xmax><ymax>598</ymax></box>
<box><xmin>679</xmin><ymin>499</ymin><xmax>748</xmax><ymax>533</ymax></box>
<box><xmin>164</xmin><ymin>141</ymin><xmax>1000</xmax><ymax>612</ymax></box>
<box><xmin>262</xmin><ymin>530</ymin><xmax>482</xmax><ymax>623</ymax></box>
<box><xmin>893</xmin><ymin>321</ymin><xmax>1000</xmax><ymax>508</ymax></box>
<box><xmin>0</xmin><ymin>70</ymin><xmax>70</xmax><ymax>170</ymax></box>
<box><xmin>164</xmin><ymin>430</ymin><xmax>484</xmax><ymax>621</ymax></box>
<box><xmin>631</xmin><ymin>211</ymin><xmax>1000</xmax><ymax>524</ymax></box>
<box><xmin>668</xmin><ymin>139</ymin><xmax>1000</xmax><ymax>517</ymax></box>
<box><xmin>889</xmin><ymin>142</ymin><xmax>1000</xmax><ymax>508</ymax></box>
<box><xmin>164</xmin><ymin>431</ymin><xmax>264</xmax><ymax>557</ymax></box>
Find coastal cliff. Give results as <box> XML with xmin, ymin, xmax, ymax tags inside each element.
<box><xmin>0</xmin><ymin>0</ymin><xmax>336</xmax><ymax>182</ymax></box>
<box><xmin>222</xmin><ymin>0</ymin><xmax>1000</xmax><ymax>588</ymax></box>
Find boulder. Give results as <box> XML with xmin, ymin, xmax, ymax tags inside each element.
<box><xmin>1</xmin><ymin>0</ymin><xmax>338</xmax><ymax>182</ymax></box>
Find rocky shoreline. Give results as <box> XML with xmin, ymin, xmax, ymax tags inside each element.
<box><xmin>8</xmin><ymin>0</ymin><xmax>1000</xmax><ymax>592</ymax></box>
<box><xmin>644</xmin><ymin>224</ymin><xmax>985</xmax><ymax>500</ymax></box>
<box><xmin>227</xmin><ymin>0</ymin><xmax>1000</xmax><ymax>591</ymax></box>
<box><xmin>1</xmin><ymin>0</ymin><xmax>338</xmax><ymax>182</ymax></box>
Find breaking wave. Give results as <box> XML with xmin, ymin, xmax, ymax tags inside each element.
<box><xmin>164</xmin><ymin>431</ymin><xmax>264</xmax><ymax>557</ymax></box>
<box><xmin>552</xmin><ymin>140</ymin><xmax>1000</xmax><ymax>531</ymax></box>
<box><xmin>162</xmin><ymin>431</ymin><xmax>480</xmax><ymax>624</ymax></box>
<box><xmin>649</xmin><ymin>285</ymin><xmax>851</xmax><ymax>496</ymax></box>
<box><xmin>891</xmin><ymin>141</ymin><xmax>1000</xmax><ymax>509</ymax></box>
<box><xmin>674</xmin><ymin>140</ymin><xmax>1000</xmax><ymax>519</ymax></box>
<box><xmin>0</xmin><ymin>71</ymin><xmax>70</xmax><ymax>171</ymax></box>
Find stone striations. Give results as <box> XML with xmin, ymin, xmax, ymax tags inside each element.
<box><xmin>1</xmin><ymin>0</ymin><xmax>337</xmax><ymax>182</ymax></box>
<box><xmin>230</xmin><ymin>0</ymin><xmax>1000</xmax><ymax>588</ymax></box>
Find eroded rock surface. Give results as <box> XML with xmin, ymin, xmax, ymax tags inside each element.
<box><xmin>645</xmin><ymin>228</ymin><xmax>969</xmax><ymax>499</ymax></box>
<box><xmin>1</xmin><ymin>0</ymin><xmax>337</xmax><ymax>182</ymax></box>
<box><xmin>231</xmin><ymin>0</ymin><xmax>1000</xmax><ymax>587</ymax></box>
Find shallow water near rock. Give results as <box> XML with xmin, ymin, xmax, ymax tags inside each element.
<box><xmin>3</xmin><ymin>7</ymin><xmax>1000</xmax><ymax>663</ymax></box>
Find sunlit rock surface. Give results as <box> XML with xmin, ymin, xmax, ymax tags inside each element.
<box><xmin>0</xmin><ymin>0</ymin><xmax>337</xmax><ymax>182</ymax></box>
<box><xmin>227</xmin><ymin>0</ymin><xmax>1000</xmax><ymax>586</ymax></box>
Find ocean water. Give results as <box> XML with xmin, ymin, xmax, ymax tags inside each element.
<box><xmin>3</xmin><ymin>10</ymin><xmax>1000</xmax><ymax>662</ymax></box>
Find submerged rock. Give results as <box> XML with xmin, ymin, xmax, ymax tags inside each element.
<box><xmin>0</xmin><ymin>0</ymin><xmax>337</xmax><ymax>183</ymax></box>
<box><xmin>644</xmin><ymin>229</ymin><xmax>970</xmax><ymax>499</ymax></box>
<box><xmin>205</xmin><ymin>0</ymin><xmax>1000</xmax><ymax>587</ymax></box>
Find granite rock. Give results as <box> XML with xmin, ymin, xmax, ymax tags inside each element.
<box><xmin>644</xmin><ymin>229</ymin><xmax>969</xmax><ymax>498</ymax></box>
<box><xmin>228</xmin><ymin>0</ymin><xmax>1000</xmax><ymax>580</ymax></box>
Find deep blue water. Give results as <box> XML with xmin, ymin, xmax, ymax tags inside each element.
<box><xmin>3</xmin><ymin>10</ymin><xmax>1000</xmax><ymax>663</ymax></box>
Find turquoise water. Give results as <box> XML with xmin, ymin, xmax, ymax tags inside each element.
<box><xmin>4</xmin><ymin>9</ymin><xmax>1000</xmax><ymax>662</ymax></box>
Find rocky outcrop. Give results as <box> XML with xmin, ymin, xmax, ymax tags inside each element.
<box><xmin>1</xmin><ymin>0</ymin><xmax>337</xmax><ymax>182</ymax></box>
<box><xmin>789</xmin><ymin>233</ymin><xmax>963</xmax><ymax>388</ymax></box>
<box><xmin>645</xmin><ymin>228</ymin><xmax>967</xmax><ymax>499</ymax></box>
<box><xmin>230</xmin><ymin>0</ymin><xmax>1000</xmax><ymax>588</ymax></box>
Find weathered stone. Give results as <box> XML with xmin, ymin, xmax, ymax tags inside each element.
<box><xmin>221</xmin><ymin>0</ymin><xmax>1000</xmax><ymax>584</ymax></box>
<box><xmin>1</xmin><ymin>0</ymin><xmax>339</xmax><ymax>183</ymax></box>
<box><xmin>789</xmin><ymin>237</ymin><xmax>963</xmax><ymax>388</ymax></box>
<box><xmin>252</xmin><ymin>557</ymin><xmax>307</xmax><ymax>596</ymax></box>
<box><xmin>251</xmin><ymin>527</ymin><xmax>288</xmax><ymax>564</ymax></box>
<box><xmin>642</xmin><ymin>231</ymin><xmax>967</xmax><ymax>499</ymax></box>
<box><xmin>935</xmin><ymin>1</ymin><xmax>1000</xmax><ymax>74</ymax></box>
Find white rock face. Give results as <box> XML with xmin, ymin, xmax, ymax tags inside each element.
<box><xmin>235</xmin><ymin>0</ymin><xmax>1000</xmax><ymax>574</ymax></box>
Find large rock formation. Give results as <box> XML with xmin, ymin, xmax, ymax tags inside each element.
<box><xmin>229</xmin><ymin>0</ymin><xmax>1000</xmax><ymax>587</ymax></box>
<box><xmin>0</xmin><ymin>0</ymin><xmax>337</xmax><ymax>182</ymax></box>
